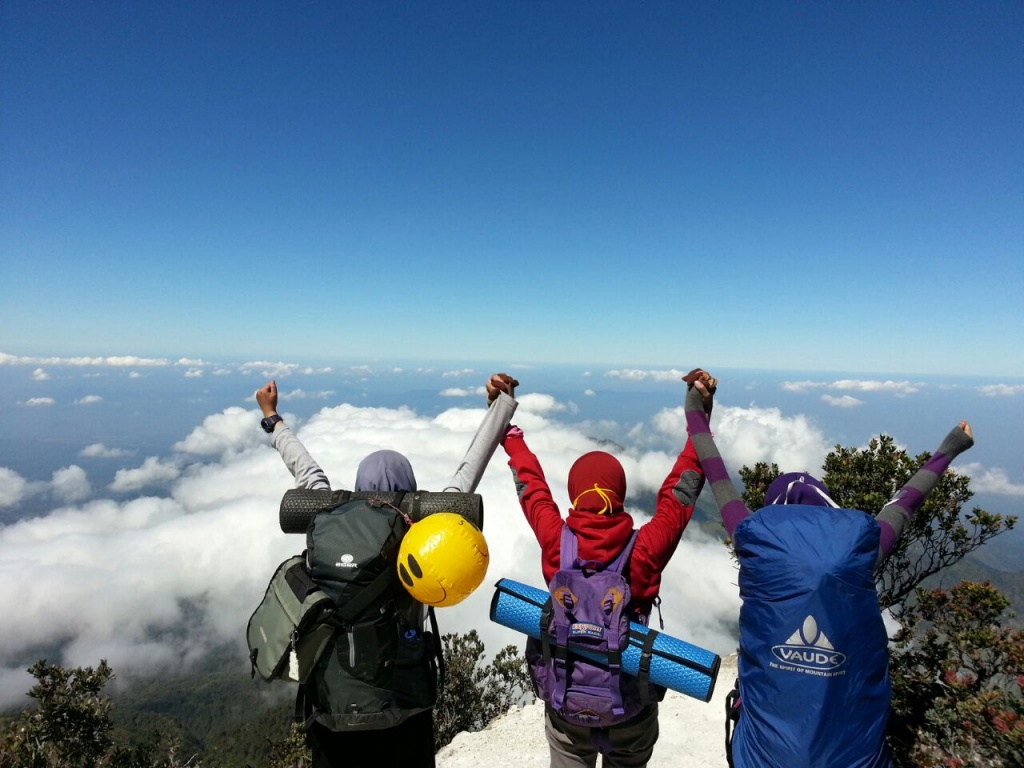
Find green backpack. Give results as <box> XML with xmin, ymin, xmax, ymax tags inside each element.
<box><xmin>246</xmin><ymin>554</ymin><xmax>335</xmax><ymax>683</ymax></box>
<box><xmin>249</xmin><ymin>497</ymin><xmax>444</xmax><ymax>732</ymax></box>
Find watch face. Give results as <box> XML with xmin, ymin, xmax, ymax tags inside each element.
<box><xmin>261</xmin><ymin>415</ymin><xmax>281</xmax><ymax>433</ymax></box>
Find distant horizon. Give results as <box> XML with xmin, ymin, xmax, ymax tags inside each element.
<box><xmin>5</xmin><ymin>350</ymin><xmax>1024</xmax><ymax>382</ymax></box>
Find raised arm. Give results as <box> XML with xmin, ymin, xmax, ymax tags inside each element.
<box><xmin>503</xmin><ymin>425</ymin><xmax>565</xmax><ymax>580</ymax></box>
<box><xmin>442</xmin><ymin>373</ymin><xmax>519</xmax><ymax>493</ymax></box>
<box><xmin>256</xmin><ymin>380</ymin><xmax>330</xmax><ymax>491</ymax></box>
<box><xmin>874</xmin><ymin>420</ymin><xmax>974</xmax><ymax>565</ymax></box>
<box><xmin>683</xmin><ymin>374</ymin><xmax>752</xmax><ymax>536</ymax></box>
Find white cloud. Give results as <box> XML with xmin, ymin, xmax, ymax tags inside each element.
<box><xmin>652</xmin><ymin>404</ymin><xmax>831</xmax><ymax>474</ymax></box>
<box><xmin>979</xmin><ymin>384</ymin><xmax>1024</xmax><ymax>397</ymax></box>
<box><xmin>128</xmin><ymin>371</ymin><xmax>142</xmax><ymax>379</ymax></box>
<box><xmin>821</xmin><ymin>394</ymin><xmax>864</xmax><ymax>408</ymax></box>
<box><xmin>22</xmin><ymin>397</ymin><xmax>55</xmax><ymax>407</ymax></box>
<box><xmin>0</xmin><ymin>467</ymin><xmax>29</xmax><ymax>508</ymax></box>
<box><xmin>605</xmin><ymin>368</ymin><xmax>688</xmax><ymax>382</ymax></box>
<box><xmin>442</xmin><ymin>368</ymin><xmax>476</xmax><ymax>378</ymax></box>
<box><xmin>173</xmin><ymin>407</ymin><xmax>262</xmax><ymax>456</ymax></box>
<box><xmin>52</xmin><ymin>465</ymin><xmax>92</xmax><ymax>504</ymax></box>
<box><xmin>279</xmin><ymin>389</ymin><xmax>336</xmax><ymax>401</ymax></box>
<box><xmin>440</xmin><ymin>387</ymin><xmax>485</xmax><ymax>398</ymax></box>
<box><xmin>0</xmin><ymin>398</ymin><xmax>746</xmax><ymax>709</ymax></box>
<box><xmin>74</xmin><ymin>394</ymin><xmax>103</xmax><ymax>405</ymax></box>
<box><xmin>109</xmin><ymin>457</ymin><xmax>182</xmax><ymax>493</ymax></box>
<box><xmin>583</xmin><ymin>389</ymin><xmax>596</xmax><ymax>396</ymax></box>
<box><xmin>518</xmin><ymin>393</ymin><xmax>575</xmax><ymax>414</ymax></box>
<box><xmin>831</xmin><ymin>379</ymin><xmax>921</xmax><ymax>394</ymax></box>
<box><xmin>782</xmin><ymin>378</ymin><xmax>922</xmax><ymax>395</ymax></box>
<box><xmin>239</xmin><ymin>361</ymin><xmax>299</xmax><ymax>378</ymax></box>
<box><xmin>781</xmin><ymin>380</ymin><xmax>821</xmax><ymax>393</ymax></box>
<box><xmin>959</xmin><ymin>463</ymin><xmax>1024</xmax><ymax>496</ymax></box>
<box><xmin>31</xmin><ymin>368</ymin><xmax>49</xmax><ymax>381</ymax></box>
<box><xmin>183</xmin><ymin>368</ymin><xmax>204</xmax><ymax>378</ymax></box>
<box><xmin>80</xmin><ymin>443</ymin><xmax>132</xmax><ymax>459</ymax></box>
<box><xmin>176</xmin><ymin>358</ymin><xmax>209</xmax><ymax>367</ymax></box>
<box><xmin>0</xmin><ymin>352</ymin><xmax>168</xmax><ymax>367</ymax></box>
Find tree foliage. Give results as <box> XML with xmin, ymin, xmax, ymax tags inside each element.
<box><xmin>821</xmin><ymin>435</ymin><xmax>1014</xmax><ymax>609</ymax></box>
<box><xmin>737</xmin><ymin>461</ymin><xmax>780</xmax><ymax>511</ymax></box>
<box><xmin>888</xmin><ymin>581</ymin><xmax>1024</xmax><ymax>767</ymax></box>
<box><xmin>432</xmin><ymin>630</ymin><xmax>532</xmax><ymax>752</ymax></box>
<box><xmin>0</xmin><ymin>630</ymin><xmax>531</xmax><ymax>767</ymax></box>
<box><xmin>0</xmin><ymin>660</ymin><xmax>201</xmax><ymax>768</ymax></box>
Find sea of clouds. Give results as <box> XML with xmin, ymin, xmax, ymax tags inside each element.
<box><xmin>1</xmin><ymin>357</ymin><xmax>1022</xmax><ymax>709</ymax></box>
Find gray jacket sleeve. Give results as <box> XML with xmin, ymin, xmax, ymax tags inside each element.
<box><xmin>442</xmin><ymin>392</ymin><xmax>518</xmax><ymax>493</ymax></box>
<box><xmin>270</xmin><ymin>424</ymin><xmax>331</xmax><ymax>491</ymax></box>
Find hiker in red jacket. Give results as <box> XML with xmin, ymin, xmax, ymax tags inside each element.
<box><xmin>492</xmin><ymin>369</ymin><xmax>715</xmax><ymax>768</ymax></box>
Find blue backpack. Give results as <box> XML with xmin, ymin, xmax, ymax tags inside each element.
<box><xmin>527</xmin><ymin>525</ymin><xmax>661</xmax><ymax>728</ymax></box>
<box><xmin>728</xmin><ymin>504</ymin><xmax>893</xmax><ymax>768</ymax></box>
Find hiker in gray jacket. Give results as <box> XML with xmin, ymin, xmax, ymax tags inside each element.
<box><xmin>255</xmin><ymin>375</ymin><xmax>518</xmax><ymax>768</ymax></box>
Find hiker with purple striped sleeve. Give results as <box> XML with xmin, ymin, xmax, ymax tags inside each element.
<box><xmin>681</xmin><ymin>376</ymin><xmax>974</xmax><ymax>768</ymax></box>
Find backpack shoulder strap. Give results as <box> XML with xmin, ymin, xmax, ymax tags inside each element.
<box><xmin>558</xmin><ymin>525</ymin><xmax>638</xmax><ymax>573</ymax></box>
<box><xmin>558</xmin><ymin>523</ymin><xmax>578</xmax><ymax>567</ymax></box>
<box><xmin>332</xmin><ymin>566</ymin><xmax>399</xmax><ymax>625</ymax></box>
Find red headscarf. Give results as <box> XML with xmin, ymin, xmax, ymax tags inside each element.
<box><xmin>568</xmin><ymin>451</ymin><xmax>626</xmax><ymax>515</ymax></box>
<box><xmin>566</xmin><ymin>451</ymin><xmax>635</xmax><ymax>564</ymax></box>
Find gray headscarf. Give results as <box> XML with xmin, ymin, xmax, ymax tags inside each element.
<box><xmin>354</xmin><ymin>449</ymin><xmax>417</xmax><ymax>492</ymax></box>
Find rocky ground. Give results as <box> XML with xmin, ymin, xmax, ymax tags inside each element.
<box><xmin>437</xmin><ymin>654</ymin><xmax>737</xmax><ymax>767</ymax></box>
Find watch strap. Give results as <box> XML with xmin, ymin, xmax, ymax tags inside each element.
<box><xmin>261</xmin><ymin>414</ymin><xmax>283</xmax><ymax>433</ymax></box>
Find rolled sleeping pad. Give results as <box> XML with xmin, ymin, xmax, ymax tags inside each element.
<box><xmin>490</xmin><ymin>578</ymin><xmax>721</xmax><ymax>703</ymax></box>
<box><xmin>280</xmin><ymin>488</ymin><xmax>484</xmax><ymax>534</ymax></box>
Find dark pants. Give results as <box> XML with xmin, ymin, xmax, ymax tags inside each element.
<box><xmin>544</xmin><ymin>704</ymin><xmax>660</xmax><ymax>768</ymax></box>
<box><xmin>308</xmin><ymin>709</ymin><xmax>436</xmax><ymax>768</ymax></box>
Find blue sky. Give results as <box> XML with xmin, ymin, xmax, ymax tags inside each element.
<box><xmin>2</xmin><ymin>2</ymin><xmax>1023</xmax><ymax>374</ymax></box>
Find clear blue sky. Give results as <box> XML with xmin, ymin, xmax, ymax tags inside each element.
<box><xmin>2</xmin><ymin>2</ymin><xmax>1022</xmax><ymax>375</ymax></box>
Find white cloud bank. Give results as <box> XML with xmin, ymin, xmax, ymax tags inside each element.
<box><xmin>651</xmin><ymin>404</ymin><xmax>832</xmax><ymax>474</ymax></box>
<box><xmin>0</xmin><ymin>352</ymin><xmax>169</xmax><ymax>368</ymax></box>
<box><xmin>782</xmin><ymin>379</ymin><xmax>922</xmax><ymax>395</ymax></box>
<box><xmin>606</xmin><ymin>368</ymin><xmax>690</xmax><ymax>382</ymax></box>
<box><xmin>3</xmin><ymin>391</ymin><xmax>1018</xmax><ymax>711</ymax></box>
<box><xmin>0</xmin><ymin>397</ymin><xmax>747</xmax><ymax>708</ymax></box>
<box><xmin>960</xmin><ymin>463</ymin><xmax>1024</xmax><ymax>497</ymax></box>
<box><xmin>979</xmin><ymin>384</ymin><xmax>1024</xmax><ymax>397</ymax></box>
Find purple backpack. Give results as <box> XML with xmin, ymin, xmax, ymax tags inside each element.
<box><xmin>527</xmin><ymin>525</ymin><xmax>658</xmax><ymax>728</ymax></box>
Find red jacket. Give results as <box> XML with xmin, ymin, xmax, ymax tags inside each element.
<box><xmin>503</xmin><ymin>433</ymin><xmax>705</xmax><ymax>615</ymax></box>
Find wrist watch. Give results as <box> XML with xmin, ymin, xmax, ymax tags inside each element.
<box><xmin>260</xmin><ymin>414</ymin><xmax>283</xmax><ymax>433</ymax></box>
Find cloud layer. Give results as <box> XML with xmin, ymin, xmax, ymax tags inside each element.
<box><xmin>0</xmin><ymin>394</ymin><xmax>748</xmax><ymax>708</ymax></box>
<box><xmin>2</xmin><ymin>364</ymin><xmax>1021</xmax><ymax>708</ymax></box>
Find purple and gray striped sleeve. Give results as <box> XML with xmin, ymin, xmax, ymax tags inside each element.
<box><xmin>684</xmin><ymin>385</ymin><xmax>751</xmax><ymax>536</ymax></box>
<box><xmin>875</xmin><ymin>425</ymin><xmax>974</xmax><ymax>565</ymax></box>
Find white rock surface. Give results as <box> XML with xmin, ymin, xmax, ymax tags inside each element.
<box><xmin>438</xmin><ymin>654</ymin><xmax>737</xmax><ymax>767</ymax></box>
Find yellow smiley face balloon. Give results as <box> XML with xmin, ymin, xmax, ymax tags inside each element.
<box><xmin>397</xmin><ymin>512</ymin><xmax>489</xmax><ymax>607</ymax></box>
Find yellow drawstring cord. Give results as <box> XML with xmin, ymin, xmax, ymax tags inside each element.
<box><xmin>572</xmin><ymin>485</ymin><xmax>617</xmax><ymax>515</ymax></box>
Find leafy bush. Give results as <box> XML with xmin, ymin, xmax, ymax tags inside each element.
<box><xmin>888</xmin><ymin>581</ymin><xmax>1024</xmax><ymax>768</ymax></box>
<box><xmin>433</xmin><ymin>630</ymin><xmax>532</xmax><ymax>751</ymax></box>
<box><xmin>0</xmin><ymin>629</ymin><xmax>530</xmax><ymax>767</ymax></box>
<box><xmin>0</xmin><ymin>660</ymin><xmax>201</xmax><ymax>768</ymax></box>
